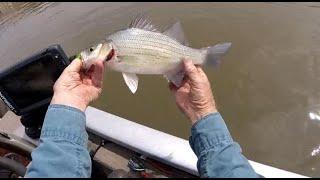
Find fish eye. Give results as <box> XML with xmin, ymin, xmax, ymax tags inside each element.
<box><xmin>89</xmin><ymin>47</ymin><xmax>94</xmax><ymax>52</ymax></box>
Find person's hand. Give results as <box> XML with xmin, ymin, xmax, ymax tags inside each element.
<box><xmin>51</xmin><ymin>59</ymin><xmax>106</xmax><ymax>112</ymax></box>
<box><xmin>169</xmin><ymin>59</ymin><xmax>217</xmax><ymax>125</ymax></box>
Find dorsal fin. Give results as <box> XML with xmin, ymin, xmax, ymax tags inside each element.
<box><xmin>163</xmin><ymin>21</ymin><xmax>189</xmax><ymax>46</ymax></box>
<box><xmin>129</xmin><ymin>14</ymin><xmax>159</xmax><ymax>32</ymax></box>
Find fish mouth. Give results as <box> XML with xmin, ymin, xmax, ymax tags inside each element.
<box><xmin>106</xmin><ymin>48</ymin><xmax>115</xmax><ymax>62</ymax></box>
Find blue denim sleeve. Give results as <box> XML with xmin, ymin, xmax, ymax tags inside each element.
<box><xmin>189</xmin><ymin>112</ymin><xmax>260</xmax><ymax>178</ymax></box>
<box><xmin>25</xmin><ymin>104</ymin><xmax>91</xmax><ymax>178</ymax></box>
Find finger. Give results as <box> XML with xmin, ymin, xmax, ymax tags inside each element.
<box><xmin>92</xmin><ymin>60</ymin><xmax>105</xmax><ymax>77</ymax></box>
<box><xmin>195</xmin><ymin>65</ymin><xmax>206</xmax><ymax>77</ymax></box>
<box><xmin>181</xmin><ymin>76</ymin><xmax>188</xmax><ymax>85</ymax></box>
<box><xmin>178</xmin><ymin>80</ymin><xmax>191</xmax><ymax>92</ymax></box>
<box><xmin>87</xmin><ymin>64</ymin><xmax>95</xmax><ymax>77</ymax></box>
<box><xmin>169</xmin><ymin>82</ymin><xmax>178</xmax><ymax>92</ymax></box>
<box><xmin>91</xmin><ymin>61</ymin><xmax>105</xmax><ymax>87</ymax></box>
<box><xmin>103</xmin><ymin>60</ymin><xmax>107</xmax><ymax>67</ymax></box>
<box><xmin>183</xmin><ymin>59</ymin><xmax>199</xmax><ymax>82</ymax></box>
<box><xmin>66</xmin><ymin>58</ymin><xmax>83</xmax><ymax>73</ymax></box>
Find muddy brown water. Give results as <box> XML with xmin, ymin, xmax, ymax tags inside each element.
<box><xmin>1</xmin><ymin>2</ymin><xmax>320</xmax><ymax>177</ymax></box>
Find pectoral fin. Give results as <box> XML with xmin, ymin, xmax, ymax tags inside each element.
<box><xmin>122</xmin><ymin>73</ymin><xmax>139</xmax><ymax>94</ymax></box>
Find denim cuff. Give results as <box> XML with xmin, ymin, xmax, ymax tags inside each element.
<box><xmin>40</xmin><ymin>104</ymin><xmax>88</xmax><ymax>147</ymax></box>
<box><xmin>189</xmin><ymin>112</ymin><xmax>234</xmax><ymax>157</ymax></box>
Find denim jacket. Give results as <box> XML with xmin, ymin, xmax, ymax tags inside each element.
<box><xmin>189</xmin><ymin>113</ymin><xmax>259</xmax><ymax>178</ymax></box>
<box><xmin>25</xmin><ymin>104</ymin><xmax>259</xmax><ymax>178</ymax></box>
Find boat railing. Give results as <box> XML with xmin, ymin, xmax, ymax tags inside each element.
<box><xmin>85</xmin><ymin>106</ymin><xmax>308</xmax><ymax>178</ymax></box>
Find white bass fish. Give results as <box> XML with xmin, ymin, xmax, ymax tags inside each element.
<box><xmin>80</xmin><ymin>17</ymin><xmax>232</xmax><ymax>94</ymax></box>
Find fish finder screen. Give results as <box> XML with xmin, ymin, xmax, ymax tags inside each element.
<box><xmin>0</xmin><ymin>54</ymin><xmax>61</xmax><ymax>109</ymax></box>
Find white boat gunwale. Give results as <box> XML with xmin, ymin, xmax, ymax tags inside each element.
<box><xmin>85</xmin><ymin>106</ymin><xmax>308</xmax><ymax>178</ymax></box>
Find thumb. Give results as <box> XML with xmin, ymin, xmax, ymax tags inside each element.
<box><xmin>66</xmin><ymin>58</ymin><xmax>83</xmax><ymax>72</ymax></box>
<box><xmin>183</xmin><ymin>59</ymin><xmax>199</xmax><ymax>82</ymax></box>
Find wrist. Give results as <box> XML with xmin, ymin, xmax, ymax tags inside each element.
<box><xmin>191</xmin><ymin>111</ymin><xmax>220</xmax><ymax>130</ymax></box>
<box><xmin>191</xmin><ymin>108</ymin><xmax>218</xmax><ymax>125</ymax></box>
<box><xmin>51</xmin><ymin>92</ymin><xmax>88</xmax><ymax>112</ymax></box>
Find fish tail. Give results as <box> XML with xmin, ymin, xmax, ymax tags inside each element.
<box><xmin>202</xmin><ymin>42</ymin><xmax>232</xmax><ymax>66</ymax></box>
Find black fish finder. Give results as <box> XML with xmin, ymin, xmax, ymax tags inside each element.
<box><xmin>0</xmin><ymin>45</ymin><xmax>71</xmax><ymax>138</ymax></box>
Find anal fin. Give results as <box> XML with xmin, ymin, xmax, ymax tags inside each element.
<box><xmin>164</xmin><ymin>70</ymin><xmax>185</xmax><ymax>87</ymax></box>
